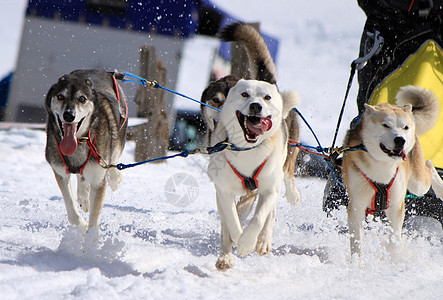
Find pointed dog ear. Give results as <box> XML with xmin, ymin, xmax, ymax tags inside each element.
<box><xmin>402</xmin><ymin>103</ymin><xmax>412</xmax><ymax>113</ymax></box>
<box><xmin>364</xmin><ymin>103</ymin><xmax>378</xmax><ymax>115</ymax></box>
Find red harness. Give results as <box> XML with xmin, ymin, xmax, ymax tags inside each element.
<box><xmin>361</xmin><ymin>168</ymin><xmax>399</xmax><ymax>214</ymax></box>
<box><xmin>56</xmin><ymin>131</ymin><xmax>101</xmax><ymax>175</ymax></box>
<box><xmin>225</xmin><ymin>155</ymin><xmax>268</xmax><ymax>191</ymax></box>
<box><xmin>56</xmin><ymin>75</ymin><xmax>126</xmax><ymax>175</ymax></box>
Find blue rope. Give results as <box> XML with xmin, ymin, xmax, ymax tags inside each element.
<box><xmin>292</xmin><ymin>107</ymin><xmax>327</xmax><ymax>156</ymax></box>
<box><xmin>116</xmin><ymin>151</ymin><xmax>189</xmax><ymax>170</ymax></box>
<box><xmin>121</xmin><ymin>72</ymin><xmax>149</xmax><ymax>86</ymax></box>
<box><xmin>289</xmin><ymin>140</ymin><xmax>328</xmax><ymax>154</ymax></box>
<box><xmin>113</xmin><ymin>139</ymin><xmax>260</xmax><ymax>170</ymax></box>
<box><xmin>120</xmin><ymin>72</ymin><xmax>221</xmax><ymax>112</ymax></box>
<box><xmin>155</xmin><ymin>83</ymin><xmax>221</xmax><ymax>112</ymax></box>
<box><xmin>291</xmin><ymin>107</ymin><xmax>345</xmax><ymax>187</ymax></box>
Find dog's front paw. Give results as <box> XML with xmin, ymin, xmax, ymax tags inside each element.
<box><xmin>216</xmin><ymin>254</ymin><xmax>234</xmax><ymax>271</ymax></box>
<box><xmin>286</xmin><ymin>186</ymin><xmax>301</xmax><ymax>207</ymax></box>
<box><xmin>255</xmin><ymin>234</ymin><xmax>272</xmax><ymax>256</ymax></box>
<box><xmin>85</xmin><ymin>227</ymin><xmax>100</xmax><ymax>243</ymax></box>
<box><xmin>67</xmin><ymin>213</ymin><xmax>88</xmax><ymax>234</ymax></box>
<box><xmin>237</xmin><ymin>231</ymin><xmax>256</xmax><ymax>256</ymax></box>
<box><xmin>284</xmin><ymin>177</ymin><xmax>301</xmax><ymax>206</ymax></box>
<box><xmin>107</xmin><ymin>168</ymin><xmax>122</xmax><ymax>191</ymax></box>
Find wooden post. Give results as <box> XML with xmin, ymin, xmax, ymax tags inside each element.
<box><xmin>230</xmin><ymin>22</ymin><xmax>260</xmax><ymax>79</ymax></box>
<box><xmin>134</xmin><ymin>46</ymin><xmax>169</xmax><ymax>162</ymax></box>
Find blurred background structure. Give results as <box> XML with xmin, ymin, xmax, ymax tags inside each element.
<box><xmin>3</xmin><ymin>0</ymin><xmax>278</xmax><ymax>125</ymax></box>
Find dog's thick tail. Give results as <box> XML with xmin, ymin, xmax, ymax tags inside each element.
<box><xmin>396</xmin><ymin>85</ymin><xmax>440</xmax><ymax>136</ymax></box>
<box><xmin>219</xmin><ymin>22</ymin><xmax>277</xmax><ymax>84</ymax></box>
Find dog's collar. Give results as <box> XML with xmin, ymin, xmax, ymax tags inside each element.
<box><xmin>202</xmin><ymin>138</ymin><xmax>264</xmax><ymax>155</ymax></box>
<box><xmin>56</xmin><ymin>131</ymin><xmax>101</xmax><ymax>175</ymax></box>
<box><xmin>225</xmin><ymin>154</ymin><xmax>269</xmax><ymax>191</ymax></box>
<box><xmin>360</xmin><ymin>167</ymin><xmax>399</xmax><ymax>214</ymax></box>
<box><xmin>348</xmin><ymin>143</ymin><xmax>367</xmax><ymax>152</ymax></box>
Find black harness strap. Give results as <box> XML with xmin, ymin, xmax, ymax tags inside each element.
<box><xmin>225</xmin><ymin>155</ymin><xmax>269</xmax><ymax>191</ymax></box>
<box><xmin>361</xmin><ymin>168</ymin><xmax>399</xmax><ymax>214</ymax></box>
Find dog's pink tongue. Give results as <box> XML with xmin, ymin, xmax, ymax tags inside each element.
<box><xmin>60</xmin><ymin>123</ymin><xmax>78</xmax><ymax>156</ymax></box>
<box><xmin>247</xmin><ymin>117</ymin><xmax>273</xmax><ymax>135</ymax></box>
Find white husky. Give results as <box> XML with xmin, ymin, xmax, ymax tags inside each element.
<box><xmin>207</xmin><ymin>22</ymin><xmax>299</xmax><ymax>270</ymax></box>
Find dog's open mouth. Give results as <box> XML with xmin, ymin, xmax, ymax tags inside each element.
<box><xmin>380</xmin><ymin>143</ymin><xmax>407</xmax><ymax>161</ymax></box>
<box><xmin>236</xmin><ymin>111</ymin><xmax>272</xmax><ymax>143</ymax></box>
<box><xmin>57</xmin><ymin>117</ymin><xmax>84</xmax><ymax>156</ymax></box>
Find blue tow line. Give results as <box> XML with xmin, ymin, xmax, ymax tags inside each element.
<box><xmin>111</xmin><ymin>139</ymin><xmax>262</xmax><ymax>170</ymax></box>
<box><xmin>290</xmin><ymin>107</ymin><xmax>345</xmax><ymax>186</ymax></box>
<box><xmin>116</xmin><ymin>151</ymin><xmax>189</xmax><ymax>170</ymax></box>
<box><xmin>116</xmin><ymin>72</ymin><xmax>221</xmax><ymax>112</ymax></box>
<box><xmin>291</xmin><ymin>107</ymin><xmax>328</xmax><ymax>156</ymax></box>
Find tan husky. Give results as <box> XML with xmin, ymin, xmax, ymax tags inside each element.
<box><xmin>342</xmin><ymin>85</ymin><xmax>439</xmax><ymax>256</ymax></box>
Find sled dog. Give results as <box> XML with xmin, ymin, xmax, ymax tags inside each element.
<box><xmin>207</xmin><ymin>22</ymin><xmax>300</xmax><ymax>270</ymax></box>
<box><xmin>342</xmin><ymin>85</ymin><xmax>439</xmax><ymax>256</ymax></box>
<box><xmin>45</xmin><ymin>69</ymin><xmax>127</xmax><ymax>238</ymax></box>
<box><xmin>201</xmin><ymin>76</ymin><xmax>301</xmax><ymax>218</ymax></box>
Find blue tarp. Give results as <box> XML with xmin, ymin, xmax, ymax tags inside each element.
<box><xmin>0</xmin><ymin>72</ymin><xmax>13</xmax><ymax>108</ymax></box>
<box><xmin>26</xmin><ymin>0</ymin><xmax>200</xmax><ymax>37</ymax></box>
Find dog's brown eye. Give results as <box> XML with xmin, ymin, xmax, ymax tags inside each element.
<box><xmin>57</xmin><ymin>94</ymin><xmax>64</xmax><ymax>100</ymax></box>
<box><xmin>264</xmin><ymin>95</ymin><xmax>271</xmax><ymax>100</ymax></box>
<box><xmin>241</xmin><ymin>92</ymin><xmax>249</xmax><ymax>98</ymax></box>
<box><xmin>404</xmin><ymin>125</ymin><xmax>409</xmax><ymax>130</ymax></box>
<box><xmin>212</xmin><ymin>97</ymin><xmax>220</xmax><ymax>103</ymax></box>
<box><xmin>78</xmin><ymin>96</ymin><xmax>87</xmax><ymax>103</ymax></box>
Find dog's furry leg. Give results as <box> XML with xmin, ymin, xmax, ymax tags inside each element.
<box><xmin>216</xmin><ymin>189</ymin><xmax>243</xmax><ymax>244</ymax></box>
<box><xmin>284</xmin><ymin>173</ymin><xmax>301</xmax><ymax>206</ymax></box>
<box><xmin>347</xmin><ymin>199</ymin><xmax>366</xmax><ymax>256</ymax></box>
<box><xmin>53</xmin><ymin>171</ymin><xmax>88</xmax><ymax>232</ymax></box>
<box><xmin>237</xmin><ymin>189</ymin><xmax>278</xmax><ymax>256</ymax></box>
<box><xmin>107</xmin><ymin>168</ymin><xmax>122</xmax><ymax>191</ymax></box>
<box><xmin>407</xmin><ymin>139</ymin><xmax>433</xmax><ymax>196</ymax></box>
<box><xmin>282</xmin><ymin>95</ymin><xmax>301</xmax><ymax>206</ymax></box>
<box><xmin>87</xmin><ymin>179</ymin><xmax>107</xmax><ymax>240</ymax></box>
<box><xmin>255</xmin><ymin>208</ymin><xmax>275</xmax><ymax>255</ymax></box>
<box><xmin>283</xmin><ymin>138</ymin><xmax>301</xmax><ymax>206</ymax></box>
<box><xmin>215</xmin><ymin>202</ymin><xmax>235</xmax><ymax>271</ymax></box>
<box><xmin>385</xmin><ymin>196</ymin><xmax>406</xmax><ymax>255</ymax></box>
<box><xmin>76</xmin><ymin>174</ymin><xmax>90</xmax><ymax>213</ymax></box>
<box><xmin>236</xmin><ymin>191</ymin><xmax>257</xmax><ymax>225</ymax></box>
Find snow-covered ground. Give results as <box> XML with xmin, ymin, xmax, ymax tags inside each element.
<box><xmin>1</xmin><ymin>1</ymin><xmax>443</xmax><ymax>299</ymax></box>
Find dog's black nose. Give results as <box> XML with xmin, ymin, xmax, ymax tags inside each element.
<box><xmin>249</xmin><ymin>103</ymin><xmax>262</xmax><ymax>115</ymax></box>
<box><xmin>394</xmin><ymin>136</ymin><xmax>405</xmax><ymax>149</ymax></box>
<box><xmin>63</xmin><ymin>111</ymin><xmax>75</xmax><ymax>123</ymax></box>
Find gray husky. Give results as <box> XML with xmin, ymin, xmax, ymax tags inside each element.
<box><xmin>45</xmin><ymin>69</ymin><xmax>127</xmax><ymax>238</ymax></box>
